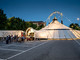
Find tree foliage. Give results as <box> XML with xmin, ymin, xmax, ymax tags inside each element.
<box><xmin>36</xmin><ymin>24</ymin><xmax>44</xmax><ymax>30</ymax></box>
<box><xmin>6</xmin><ymin>17</ymin><xmax>26</xmax><ymax>30</ymax></box>
<box><xmin>69</xmin><ymin>23</ymin><xmax>80</xmax><ymax>30</ymax></box>
<box><xmin>0</xmin><ymin>9</ymin><xmax>44</xmax><ymax>31</ymax></box>
<box><xmin>0</xmin><ymin>9</ymin><xmax>7</xmax><ymax>30</ymax></box>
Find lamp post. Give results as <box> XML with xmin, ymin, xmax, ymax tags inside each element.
<box><xmin>77</xmin><ymin>18</ymin><xmax>79</xmax><ymax>25</ymax></box>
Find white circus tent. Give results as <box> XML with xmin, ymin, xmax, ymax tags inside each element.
<box><xmin>34</xmin><ymin>17</ymin><xmax>80</xmax><ymax>40</ymax></box>
<box><xmin>26</xmin><ymin>27</ymin><xmax>36</xmax><ymax>37</ymax></box>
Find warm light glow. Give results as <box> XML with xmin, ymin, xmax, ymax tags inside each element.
<box><xmin>77</xmin><ymin>18</ymin><xmax>79</xmax><ymax>20</ymax></box>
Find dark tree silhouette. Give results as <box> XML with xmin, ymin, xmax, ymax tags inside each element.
<box><xmin>0</xmin><ymin>9</ymin><xmax>7</xmax><ymax>30</ymax></box>
<box><xmin>69</xmin><ymin>23</ymin><xmax>80</xmax><ymax>30</ymax></box>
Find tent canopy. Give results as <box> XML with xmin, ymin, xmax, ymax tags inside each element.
<box><xmin>34</xmin><ymin>17</ymin><xmax>80</xmax><ymax>40</ymax></box>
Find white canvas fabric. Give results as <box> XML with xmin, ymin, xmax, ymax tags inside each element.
<box><xmin>26</xmin><ymin>27</ymin><xmax>36</xmax><ymax>36</ymax></box>
<box><xmin>71</xmin><ymin>30</ymin><xmax>80</xmax><ymax>38</ymax></box>
<box><xmin>34</xmin><ymin>19</ymin><xmax>80</xmax><ymax>39</ymax></box>
<box><xmin>41</xmin><ymin>20</ymin><xmax>71</xmax><ymax>30</ymax></box>
<box><xmin>0</xmin><ymin>30</ymin><xmax>23</xmax><ymax>37</ymax></box>
<box><xmin>34</xmin><ymin>30</ymin><xmax>48</xmax><ymax>38</ymax></box>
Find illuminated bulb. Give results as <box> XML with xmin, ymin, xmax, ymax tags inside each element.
<box><xmin>77</xmin><ymin>18</ymin><xmax>79</xmax><ymax>20</ymax></box>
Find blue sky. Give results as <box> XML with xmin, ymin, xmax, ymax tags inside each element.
<box><xmin>0</xmin><ymin>0</ymin><xmax>80</xmax><ymax>26</ymax></box>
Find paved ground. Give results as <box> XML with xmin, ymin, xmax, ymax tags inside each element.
<box><xmin>0</xmin><ymin>39</ymin><xmax>80</xmax><ymax>60</ymax></box>
<box><xmin>0</xmin><ymin>40</ymin><xmax>48</xmax><ymax>60</ymax></box>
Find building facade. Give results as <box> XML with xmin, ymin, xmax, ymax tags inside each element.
<box><xmin>27</xmin><ymin>21</ymin><xmax>46</xmax><ymax>27</ymax></box>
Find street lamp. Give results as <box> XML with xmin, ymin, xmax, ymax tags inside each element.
<box><xmin>77</xmin><ymin>18</ymin><xmax>79</xmax><ymax>25</ymax></box>
<box><xmin>77</xmin><ymin>18</ymin><xmax>79</xmax><ymax>20</ymax></box>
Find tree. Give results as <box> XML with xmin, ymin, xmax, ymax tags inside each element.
<box><xmin>25</xmin><ymin>22</ymin><xmax>37</xmax><ymax>30</ymax></box>
<box><xmin>30</xmin><ymin>23</ymin><xmax>37</xmax><ymax>29</ymax></box>
<box><xmin>6</xmin><ymin>17</ymin><xmax>28</xmax><ymax>30</ymax></box>
<box><xmin>36</xmin><ymin>24</ymin><xmax>44</xmax><ymax>30</ymax></box>
<box><xmin>69</xmin><ymin>23</ymin><xmax>80</xmax><ymax>30</ymax></box>
<box><xmin>0</xmin><ymin>9</ymin><xmax>42</xmax><ymax>31</ymax></box>
<box><xmin>0</xmin><ymin>9</ymin><xmax>7</xmax><ymax>30</ymax></box>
